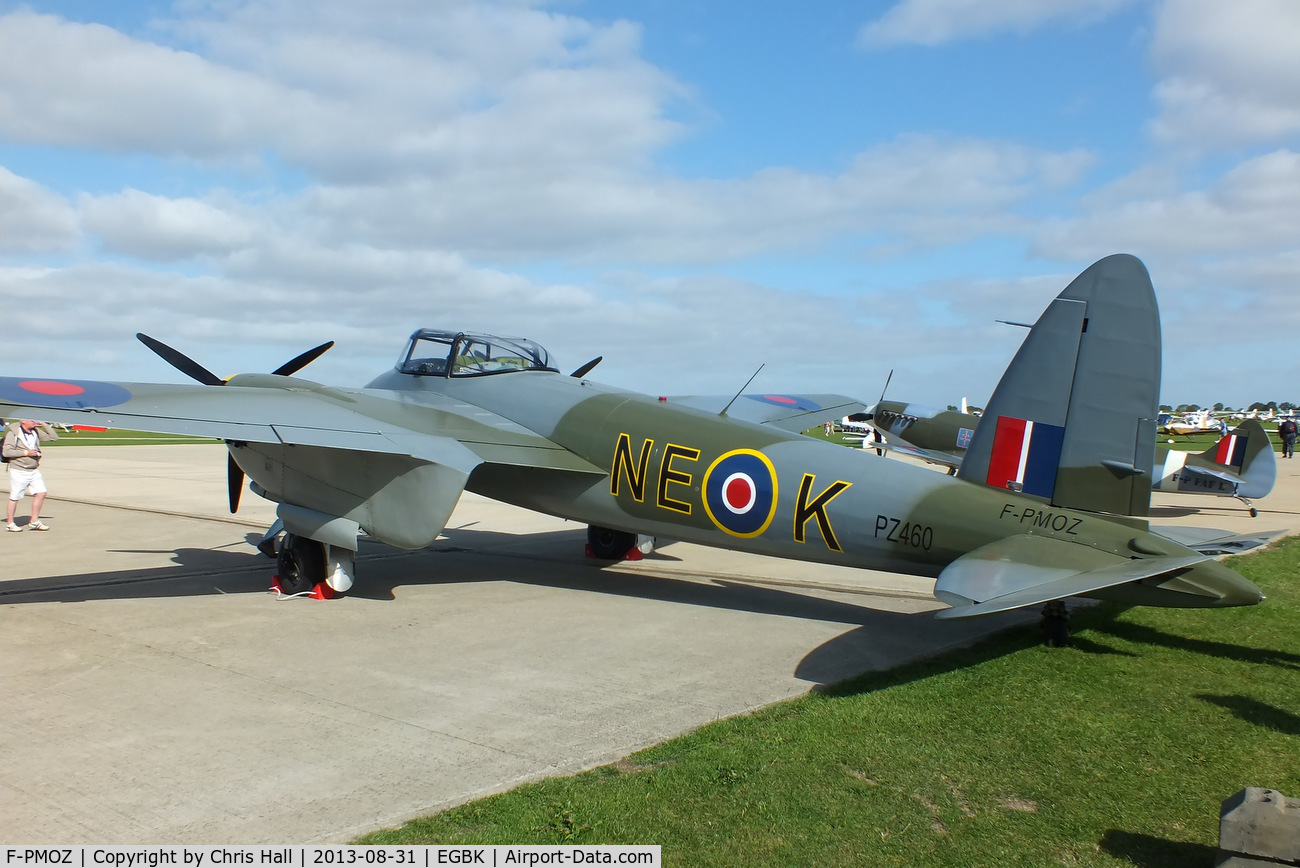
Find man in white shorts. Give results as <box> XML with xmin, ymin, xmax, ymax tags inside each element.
<box><xmin>3</xmin><ymin>419</ymin><xmax>59</xmax><ymax>532</ymax></box>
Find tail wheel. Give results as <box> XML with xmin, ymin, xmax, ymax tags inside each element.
<box><xmin>277</xmin><ymin>533</ymin><xmax>326</xmax><ymax>594</ymax></box>
<box><xmin>587</xmin><ymin>525</ymin><xmax>636</xmax><ymax>560</ymax></box>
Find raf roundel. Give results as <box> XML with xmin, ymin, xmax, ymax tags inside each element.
<box><xmin>702</xmin><ymin>449</ymin><xmax>778</xmax><ymax>538</ymax></box>
<box><xmin>0</xmin><ymin>377</ymin><xmax>133</xmax><ymax>410</ymax></box>
<box><xmin>744</xmin><ymin>394</ymin><xmax>823</xmax><ymax>412</ymax></box>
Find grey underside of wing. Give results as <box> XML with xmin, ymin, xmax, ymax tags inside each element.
<box><xmin>934</xmin><ymin>533</ymin><xmax>1208</xmax><ymax>619</ymax></box>
<box><xmin>670</xmin><ymin>394</ymin><xmax>867</xmax><ymax>432</ymax></box>
<box><xmin>0</xmin><ymin>382</ymin><xmax>603</xmax><ymax>474</ymax></box>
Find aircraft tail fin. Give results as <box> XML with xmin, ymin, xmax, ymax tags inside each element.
<box><xmin>956</xmin><ymin>254</ymin><xmax>1160</xmax><ymax>516</ymax></box>
<box><xmin>1177</xmin><ymin>419</ymin><xmax>1278</xmax><ymax>499</ymax></box>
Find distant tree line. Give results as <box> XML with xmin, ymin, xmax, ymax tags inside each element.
<box><xmin>1158</xmin><ymin>402</ymin><xmax>1298</xmax><ymax>413</ymax></box>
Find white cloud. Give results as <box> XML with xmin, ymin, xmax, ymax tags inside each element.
<box><xmin>80</xmin><ymin>190</ymin><xmax>258</xmax><ymax>260</ymax></box>
<box><xmin>0</xmin><ymin>168</ymin><xmax>78</xmax><ymax>254</ymax></box>
<box><xmin>1149</xmin><ymin>0</ymin><xmax>1300</xmax><ymax>148</ymax></box>
<box><xmin>0</xmin><ymin>4</ymin><xmax>685</xmax><ymax>179</ymax></box>
<box><xmin>1022</xmin><ymin>148</ymin><xmax>1300</xmax><ymax>405</ymax></box>
<box><xmin>0</xmin><ymin>3</ymin><xmax>1094</xmax><ymax>272</ymax></box>
<box><xmin>1031</xmin><ymin>150</ymin><xmax>1300</xmax><ymax>260</ymax></box>
<box><xmin>858</xmin><ymin>0</ymin><xmax>1140</xmax><ymax>47</ymax></box>
<box><xmin>291</xmin><ymin>135</ymin><xmax>1092</xmax><ymax>265</ymax></box>
<box><xmin>0</xmin><ymin>11</ymin><xmax>300</xmax><ymax>162</ymax></box>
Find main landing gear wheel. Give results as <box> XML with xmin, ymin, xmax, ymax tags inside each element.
<box><xmin>1039</xmin><ymin>600</ymin><xmax>1070</xmax><ymax>648</ymax></box>
<box><xmin>277</xmin><ymin>533</ymin><xmax>326</xmax><ymax>595</ymax></box>
<box><xmin>587</xmin><ymin>525</ymin><xmax>637</xmax><ymax>560</ymax></box>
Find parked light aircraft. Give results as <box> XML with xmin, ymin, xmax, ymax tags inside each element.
<box><xmin>0</xmin><ymin>255</ymin><xmax>1273</xmax><ymax>627</ymax></box>
<box><xmin>1159</xmin><ymin>410</ymin><xmax>1224</xmax><ymax>437</ymax></box>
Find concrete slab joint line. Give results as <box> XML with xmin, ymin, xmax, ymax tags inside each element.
<box><xmin>1218</xmin><ymin>787</ymin><xmax>1300</xmax><ymax>866</ymax></box>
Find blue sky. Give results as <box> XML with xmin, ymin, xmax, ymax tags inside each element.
<box><xmin>1</xmin><ymin>0</ymin><xmax>1298</xmax><ymax>408</ymax></box>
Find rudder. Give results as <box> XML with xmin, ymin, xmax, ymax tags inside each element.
<box><xmin>957</xmin><ymin>254</ymin><xmax>1161</xmax><ymax>516</ymax></box>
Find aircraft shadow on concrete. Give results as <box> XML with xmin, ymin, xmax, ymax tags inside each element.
<box><xmin>2</xmin><ymin>525</ymin><xmax>913</xmax><ymax>629</ymax></box>
<box><xmin>0</xmin><ymin>544</ymin><xmax>278</xmax><ymax>603</ymax></box>
<box><xmin>0</xmin><ymin>524</ymin><xmax>1043</xmax><ymax>687</ymax></box>
<box><xmin>1147</xmin><ymin>506</ymin><xmax>1202</xmax><ymax>518</ymax></box>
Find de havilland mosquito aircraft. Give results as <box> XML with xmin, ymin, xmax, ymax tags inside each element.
<box><xmin>0</xmin><ymin>255</ymin><xmax>1274</xmax><ymax>623</ymax></box>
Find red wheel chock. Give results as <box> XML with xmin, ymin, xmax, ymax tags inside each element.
<box><xmin>584</xmin><ymin>545</ymin><xmax>642</xmax><ymax>561</ymax></box>
<box><xmin>270</xmin><ymin>575</ymin><xmax>336</xmax><ymax>599</ymax></box>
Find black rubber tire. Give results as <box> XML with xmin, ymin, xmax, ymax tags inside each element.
<box><xmin>1042</xmin><ymin>615</ymin><xmax>1069</xmax><ymax>648</ymax></box>
<box><xmin>587</xmin><ymin>525</ymin><xmax>637</xmax><ymax>560</ymax></box>
<box><xmin>277</xmin><ymin>533</ymin><xmax>326</xmax><ymax>594</ymax></box>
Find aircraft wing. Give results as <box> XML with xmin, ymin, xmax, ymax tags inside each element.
<box><xmin>1154</xmin><ymin>526</ymin><xmax>1283</xmax><ymax>556</ymax></box>
<box><xmin>933</xmin><ymin>533</ymin><xmax>1210</xmax><ymax>619</ymax></box>
<box><xmin>0</xmin><ymin>375</ymin><xmax>603</xmax><ymax>474</ymax></box>
<box><xmin>669</xmin><ymin>393</ymin><xmax>866</xmax><ymax>432</ymax></box>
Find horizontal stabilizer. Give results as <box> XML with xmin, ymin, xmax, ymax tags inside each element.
<box><xmin>934</xmin><ymin>533</ymin><xmax>1208</xmax><ymax>619</ymax></box>
<box><xmin>1177</xmin><ymin>464</ymin><xmax>1242</xmax><ymax>487</ymax></box>
<box><xmin>1154</xmin><ymin>526</ymin><xmax>1283</xmax><ymax>556</ymax></box>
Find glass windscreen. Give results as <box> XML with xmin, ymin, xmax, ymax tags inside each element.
<box><xmin>398</xmin><ymin>330</ymin><xmax>555</xmax><ymax>377</ymax></box>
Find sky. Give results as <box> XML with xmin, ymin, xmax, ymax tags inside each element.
<box><xmin>1</xmin><ymin>0</ymin><xmax>1298</xmax><ymax>409</ymax></box>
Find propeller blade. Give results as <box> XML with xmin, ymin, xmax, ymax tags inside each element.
<box><xmin>227</xmin><ymin>454</ymin><xmax>244</xmax><ymax>514</ymax></box>
<box><xmin>272</xmin><ymin>341</ymin><xmax>335</xmax><ymax>377</ymax></box>
<box><xmin>136</xmin><ymin>333</ymin><xmax>224</xmax><ymax>386</ymax></box>
<box><xmin>570</xmin><ymin>356</ymin><xmax>603</xmax><ymax>378</ymax></box>
<box><xmin>875</xmin><ymin>369</ymin><xmax>894</xmax><ymax>410</ymax></box>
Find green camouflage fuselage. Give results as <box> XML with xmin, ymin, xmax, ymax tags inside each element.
<box><xmin>364</xmin><ymin>370</ymin><xmax>1250</xmax><ymax>612</ymax></box>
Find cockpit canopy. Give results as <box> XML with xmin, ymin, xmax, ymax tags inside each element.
<box><xmin>397</xmin><ymin>329</ymin><xmax>557</xmax><ymax>377</ymax></box>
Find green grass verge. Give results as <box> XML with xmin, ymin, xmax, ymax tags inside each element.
<box><xmin>38</xmin><ymin>429</ymin><xmax>218</xmax><ymax>447</ymax></box>
<box><xmin>358</xmin><ymin>538</ymin><xmax>1300</xmax><ymax>866</ymax></box>
<box><xmin>1155</xmin><ymin>430</ymin><xmax>1280</xmax><ymax>452</ymax></box>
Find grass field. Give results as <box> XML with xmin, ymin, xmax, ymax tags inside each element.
<box><xmin>34</xmin><ymin>428</ymin><xmax>218</xmax><ymax>447</ymax></box>
<box><xmin>358</xmin><ymin>538</ymin><xmax>1300</xmax><ymax>867</ymax></box>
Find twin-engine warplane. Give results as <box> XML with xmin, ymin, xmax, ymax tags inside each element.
<box><xmin>0</xmin><ymin>255</ymin><xmax>1275</xmax><ymax>625</ymax></box>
